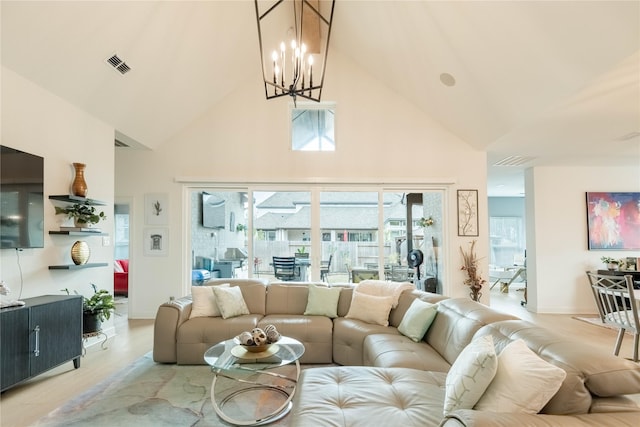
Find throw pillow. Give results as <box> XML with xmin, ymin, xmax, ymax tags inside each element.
<box><xmin>189</xmin><ymin>284</ymin><xmax>229</xmax><ymax>319</ymax></box>
<box><xmin>212</xmin><ymin>285</ymin><xmax>250</xmax><ymax>319</ymax></box>
<box><xmin>474</xmin><ymin>339</ymin><xmax>567</xmax><ymax>414</ymax></box>
<box><xmin>397</xmin><ymin>299</ymin><xmax>438</xmax><ymax>342</ymax></box>
<box><xmin>345</xmin><ymin>291</ymin><xmax>394</xmax><ymax>326</ymax></box>
<box><xmin>443</xmin><ymin>335</ymin><xmax>498</xmax><ymax>416</ymax></box>
<box><xmin>114</xmin><ymin>260</ymin><xmax>124</xmax><ymax>273</ymax></box>
<box><xmin>304</xmin><ymin>284</ymin><xmax>342</xmax><ymax>318</ymax></box>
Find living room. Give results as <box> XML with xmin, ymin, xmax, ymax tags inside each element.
<box><xmin>1</xmin><ymin>1</ymin><xmax>639</xmax><ymax>425</ymax></box>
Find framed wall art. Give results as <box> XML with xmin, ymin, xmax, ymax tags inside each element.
<box><xmin>145</xmin><ymin>193</ymin><xmax>169</xmax><ymax>225</ymax></box>
<box><xmin>586</xmin><ymin>192</ymin><xmax>640</xmax><ymax>250</ymax></box>
<box><xmin>143</xmin><ymin>227</ymin><xmax>169</xmax><ymax>256</ymax></box>
<box><xmin>457</xmin><ymin>189</ymin><xmax>479</xmax><ymax>236</ymax></box>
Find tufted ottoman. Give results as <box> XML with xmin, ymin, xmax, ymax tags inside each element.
<box><xmin>290</xmin><ymin>366</ymin><xmax>447</xmax><ymax>427</ymax></box>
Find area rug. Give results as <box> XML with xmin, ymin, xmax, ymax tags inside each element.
<box><xmin>33</xmin><ymin>352</ymin><xmax>299</xmax><ymax>427</ymax></box>
<box><xmin>573</xmin><ymin>316</ymin><xmax>632</xmax><ymax>335</ymax></box>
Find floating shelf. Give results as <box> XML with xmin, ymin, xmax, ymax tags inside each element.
<box><xmin>49</xmin><ymin>231</ymin><xmax>108</xmax><ymax>236</ymax></box>
<box><xmin>49</xmin><ymin>195</ymin><xmax>107</xmax><ymax>206</ymax></box>
<box><xmin>48</xmin><ymin>263</ymin><xmax>108</xmax><ymax>270</ymax></box>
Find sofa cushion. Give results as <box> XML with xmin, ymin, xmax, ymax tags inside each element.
<box><xmin>398</xmin><ymin>299</ymin><xmax>438</xmax><ymax>342</ymax></box>
<box><xmin>304</xmin><ymin>284</ymin><xmax>342</xmax><ymax>318</ymax></box>
<box><xmin>333</xmin><ymin>317</ymin><xmax>401</xmax><ymax>366</ymax></box>
<box><xmin>425</xmin><ymin>298</ymin><xmax>518</xmax><ymax>365</ymax></box>
<box><xmin>212</xmin><ymin>285</ymin><xmax>250</xmax><ymax>319</ymax></box>
<box><xmin>290</xmin><ymin>366</ymin><xmax>448</xmax><ymax>427</ymax></box>
<box><xmin>346</xmin><ymin>291</ymin><xmax>394</xmax><ymax>326</ymax></box>
<box><xmin>175</xmin><ymin>314</ymin><xmax>262</xmax><ymax>364</ymax></box>
<box><xmin>259</xmin><ymin>314</ymin><xmax>333</xmax><ymax>364</ymax></box>
<box><xmin>265</xmin><ymin>283</ymin><xmax>309</xmax><ymax>314</ymax></box>
<box><xmin>474</xmin><ymin>339</ymin><xmax>566</xmax><ymax>414</ymax></box>
<box><xmin>363</xmin><ymin>333</ymin><xmax>451</xmax><ymax>372</ymax></box>
<box><xmin>444</xmin><ymin>335</ymin><xmax>497</xmax><ymax>416</ymax></box>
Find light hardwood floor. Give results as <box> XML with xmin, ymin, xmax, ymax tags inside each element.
<box><xmin>1</xmin><ymin>289</ymin><xmax>638</xmax><ymax>427</ymax></box>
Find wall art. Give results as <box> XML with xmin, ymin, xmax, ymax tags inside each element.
<box><xmin>143</xmin><ymin>227</ymin><xmax>169</xmax><ymax>256</ymax></box>
<box><xmin>145</xmin><ymin>193</ymin><xmax>169</xmax><ymax>225</ymax></box>
<box><xmin>586</xmin><ymin>192</ymin><xmax>640</xmax><ymax>250</ymax></box>
<box><xmin>457</xmin><ymin>189</ymin><xmax>479</xmax><ymax>237</ymax></box>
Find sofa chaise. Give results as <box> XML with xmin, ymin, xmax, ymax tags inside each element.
<box><xmin>153</xmin><ymin>278</ymin><xmax>640</xmax><ymax>426</ymax></box>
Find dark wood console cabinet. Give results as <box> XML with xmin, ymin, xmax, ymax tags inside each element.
<box><xmin>1</xmin><ymin>295</ymin><xmax>83</xmax><ymax>392</ymax></box>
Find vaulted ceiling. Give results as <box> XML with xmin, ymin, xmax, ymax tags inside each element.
<box><xmin>2</xmin><ymin>1</ymin><xmax>639</xmax><ymax>196</ymax></box>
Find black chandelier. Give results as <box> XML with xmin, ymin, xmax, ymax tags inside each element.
<box><xmin>255</xmin><ymin>0</ymin><xmax>335</xmax><ymax>103</ymax></box>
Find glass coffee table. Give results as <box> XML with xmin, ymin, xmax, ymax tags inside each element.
<box><xmin>204</xmin><ymin>336</ymin><xmax>305</xmax><ymax>426</ymax></box>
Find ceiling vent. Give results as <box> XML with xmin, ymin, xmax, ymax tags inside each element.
<box><xmin>114</xmin><ymin>138</ymin><xmax>129</xmax><ymax>147</ymax></box>
<box><xmin>616</xmin><ymin>131</ymin><xmax>640</xmax><ymax>141</ymax></box>
<box><xmin>105</xmin><ymin>53</ymin><xmax>131</xmax><ymax>75</ymax></box>
<box><xmin>493</xmin><ymin>156</ymin><xmax>536</xmax><ymax>167</ymax></box>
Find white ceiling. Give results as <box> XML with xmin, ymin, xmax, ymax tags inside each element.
<box><xmin>2</xmin><ymin>1</ymin><xmax>639</xmax><ymax>197</ymax></box>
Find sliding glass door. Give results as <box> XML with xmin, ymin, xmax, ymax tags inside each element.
<box><xmin>189</xmin><ymin>186</ymin><xmax>445</xmax><ymax>292</ymax></box>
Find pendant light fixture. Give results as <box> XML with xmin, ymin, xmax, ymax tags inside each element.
<box><xmin>255</xmin><ymin>0</ymin><xmax>335</xmax><ymax>103</ymax></box>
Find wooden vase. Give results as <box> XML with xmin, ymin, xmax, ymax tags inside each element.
<box><xmin>71</xmin><ymin>241</ymin><xmax>90</xmax><ymax>265</ymax></box>
<box><xmin>72</xmin><ymin>162</ymin><xmax>88</xmax><ymax>197</ymax></box>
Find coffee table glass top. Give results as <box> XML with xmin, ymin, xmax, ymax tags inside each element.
<box><xmin>204</xmin><ymin>336</ymin><xmax>305</xmax><ymax>371</ymax></box>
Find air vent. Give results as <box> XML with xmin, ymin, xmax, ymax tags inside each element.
<box><xmin>105</xmin><ymin>53</ymin><xmax>131</xmax><ymax>75</ymax></box>
<box><xmin>493</xmin><ymin>156</ymin><xmax>536</xmax><ymax>167</ymax></box>
<box><xmin>114</xmin><ymin>139</ymin><xmax>129</xmax><ymax>148</ymax></box>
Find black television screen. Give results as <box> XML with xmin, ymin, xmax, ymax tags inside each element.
<box><xmin>0</xmin><ymin>145</ymin><xmax>45</xmax><ymax>249</ymax></box>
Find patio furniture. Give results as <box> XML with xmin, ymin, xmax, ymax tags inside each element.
<box><xmin>320</xmin><ymin>255</ymin><xmax>333</xmax><ymax>282</ymax></box>
<box><xmin>273</xmin><ymin>256</ymin><xmax>299</xmax><ymax>281</ymax></box>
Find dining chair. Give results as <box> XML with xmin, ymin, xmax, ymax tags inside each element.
<box><xmin>320</xmin><ymin>255</ymin><xmax>333</xmax><ymax>282</ymax></box>
<box><xmin>272</xmin><ymin>256</ymin><xmax>298</xmax><ymax>281</ymax></box>
<box><xmin>586</xmin><ymin>271</ymin><xmax>639</xmax><ymax>362</ymax></box>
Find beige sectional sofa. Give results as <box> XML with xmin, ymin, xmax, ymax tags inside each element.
<box><xmin>153</xmin><ymin>278</ymin><xmax>640</xmax><ymax>426</ymax></box>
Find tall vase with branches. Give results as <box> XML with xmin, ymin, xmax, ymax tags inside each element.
<box><xmin>460</xmin><ymin>240</ymin><xmax>486</xmax><ymax>302</ymax></box>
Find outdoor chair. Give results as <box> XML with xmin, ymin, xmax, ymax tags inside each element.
<box><xmin>320</xmin><ymin>255</ymin><xmax>333</xmax><ymax>282</ymax></box>
<box><xmin>273</xmin><ymin>256</ymin><xmax>299</xmax><ymax>281</ymax></box>
<box><xmin>586</xmin><ymin>271</ymin><xmax>639</xmax><ymax>362</ymax></box>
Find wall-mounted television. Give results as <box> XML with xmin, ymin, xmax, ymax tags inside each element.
<box><xmin>0</xmin><ymin>145</ymin><xmax>45</xmax><ymax>249</ymax></box>
<box><xmin>202</xmin><ymin>192</ymin><xmax>226</xmax><ymax>229</ymax></box>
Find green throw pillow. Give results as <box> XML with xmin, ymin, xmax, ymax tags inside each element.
<box><xmin>304</xmin><ymin>284</ymin><xmax>341</xmax><ymax>318</ymax></box>
<box><xmin>398</xmin><ymin>299</ymin><xmax>438</xmax><ymax>342</ymax></box>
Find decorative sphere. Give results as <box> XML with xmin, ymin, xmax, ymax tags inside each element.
<box><xmin>251</xmin><ymin>328</ymin><xmax>267</xmax><ymax>346</ymax></box>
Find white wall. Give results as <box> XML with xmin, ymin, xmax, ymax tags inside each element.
<box><xmin>525</xmin><ymin>165</ymin><xmax>640</xmax><ymax>314</ymax></box>
<box><xmin>1</xmin><ymin>67</ymin><xmax>115</xmax><ymax>319</ymax></box>
<box><xmin>116</xmin><ymin>50</ymin><xmax>490</xmax><ymax>318</ymax></box>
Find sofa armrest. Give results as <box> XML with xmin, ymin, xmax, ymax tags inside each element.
<box><xmin>440</xmin><ymin>409</ymin><xmax>640</xmax><ymax>427</ymax></box>
<box><xmin>153</xmin><ymin>296</ymin><xmax>193</xmax><ymax>363</ymax></box>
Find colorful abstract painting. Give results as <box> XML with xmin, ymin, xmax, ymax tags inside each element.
<box><xmin>586</xmin><ymin>192</ymin><xmax>640</xmax><ymax>250</ymax></box>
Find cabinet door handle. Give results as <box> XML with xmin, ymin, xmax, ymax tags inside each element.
<box><xmin>33</xmin><ymin>325</ymin><xmax>40</xmax><ymax>357</ymax></box>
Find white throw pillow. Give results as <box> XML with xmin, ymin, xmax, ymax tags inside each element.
<box><xmin>189</xmin><ymin>284</ymin><xmax>229</xmax><ymax>319</ymax></box>
<box><xmin>212</xmin><ymin>285</ymin><xmax>250</xmax><ymax>319</ymax></box>
<box><xmin>474</xmin><ymin>339</ymin><xmax>567</xmax><ymax>414</ymax></box>
<box><xmin>345</xmin><ymin>291</ymin><xmax>394</xmax><ymax>326</ymax></box>
<box><xmin>443</xmin><ymin>335</ymin><xmax>498</xmax><ymax>416</ymax></box>
<box><xmin>304</xmin><ymin>284</ymin><xmax>342</xmax><ymax>318</ymax></box>
<box><xmin>398</xmin><ymin>299</ymin><xmax>438</xmax><ymax>342</ymax></box>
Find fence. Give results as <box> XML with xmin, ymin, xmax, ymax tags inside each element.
<box><xmin>253</xmin><ymin>240</ymin><xmax>393</xmax><ymax>275</ymax></box>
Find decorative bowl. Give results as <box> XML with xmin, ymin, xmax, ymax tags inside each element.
<box><xmin>241</xmin><ymin>343</ymin><xmax>273</xmax><ymax>353</ymax></box>
<box><xmin>234</xmin><ymin>337</ymin><xmax>273</xmax><ymax>353</ymax></box>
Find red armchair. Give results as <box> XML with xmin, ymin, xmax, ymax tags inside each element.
<box><xmin>114</xmin><ymin>259</ymin><xmax>129</xmax><ymax>296</ymax></box>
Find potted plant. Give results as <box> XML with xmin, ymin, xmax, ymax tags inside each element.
<box><xmin>55</xmin><ymin>202</ymin><xmax>106</xmax><ymax>227</ymax></box>
<box><xmin>63</xmin><ymin>284</ymin><xmax>115</xmax><ymax>333</ymax></box>
<box><xmin>600</xmin><ymin>256</ymin><xmax>620</xmax><ymax>271</ymax></box>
